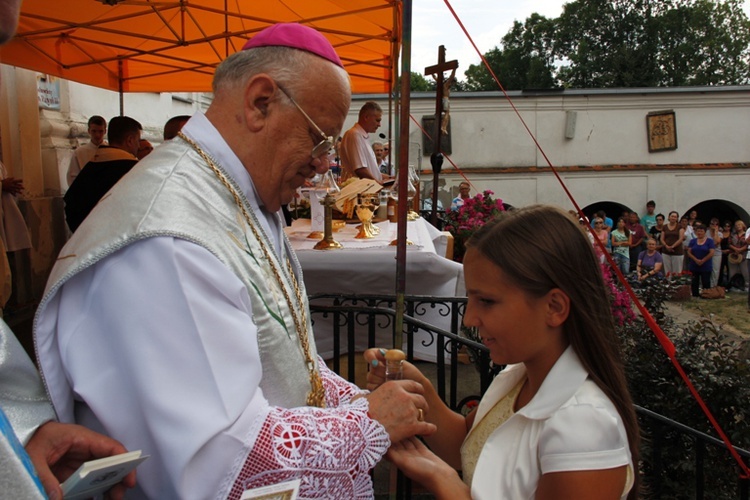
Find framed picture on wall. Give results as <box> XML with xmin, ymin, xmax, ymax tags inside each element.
<box><xmin>646</xmin><ymin>110</ymin><xmax>677</xmax><ymax>152</ymax></box>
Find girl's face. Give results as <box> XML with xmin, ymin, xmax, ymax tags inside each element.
<box><xmin>668</xmin><ymin>213</ymin><xmax>678</xmax><ymax>224</ymax></box>
<box><xmin>735</xmin><ymin>221</ymin><xmax>744</xmax><ymax>232</ymax></box>
<box><xmin>462</xmin><ymin>249</ymin><xmax>566</xmax><ymax>367</ymax></box>
<box><xmin>617</xmin><ymin>219</ymin><xmax>625</xmax><ymax>229</ymax></box>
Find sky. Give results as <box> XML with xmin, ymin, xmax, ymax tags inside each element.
<box><xmin>410</xmin><ymin>0</ymin><xmax>750</xmax><ymax>82</ymax></box>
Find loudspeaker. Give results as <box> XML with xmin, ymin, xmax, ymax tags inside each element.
<box><xmin>565</xmin><ymin>111</ymin><xmax>577</xmax><ymax>139</ymax></box>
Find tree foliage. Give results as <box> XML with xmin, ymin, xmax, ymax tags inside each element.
<box><xmin>408</xmin><ymin>72</ymin><xmax>436</xmax><ymax>91</ymax></box>
<box><xmin>464</xmin><ymin>14</ymin><xmax>557</xmax><ymax>91</ymax></box>
<box><xmin>463</xmin><ymin>0</ymin><xmax>750</xmax><ymax>90</ymax></box>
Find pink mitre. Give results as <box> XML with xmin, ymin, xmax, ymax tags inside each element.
<box><xmin>242</xmin><ymin>23</ymin><xmax>343</xmax><ymax>68</ymax></box>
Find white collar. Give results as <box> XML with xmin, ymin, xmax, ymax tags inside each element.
<box><xmin>476</xmin><ymin>346</ymin><xmax>589</xmax><ymax>425</ymax></box>
<box><xmin>354</xmin><ymin>122</ymin><xmax>369</xmax><ymax>138</ymax></box>
<box><xmin>517</xmin><ymin>345</ymin><xmax>589</xmax><ymax>420</ymax></box>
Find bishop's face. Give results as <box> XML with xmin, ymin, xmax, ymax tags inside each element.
<box><xmin>251</xmin><ymin>62</ymin><xmax>350</xmax><ymax>213</ymax></box>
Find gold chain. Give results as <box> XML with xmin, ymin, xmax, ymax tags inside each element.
<box><xmin>177</xmin><ymin>132</ymin><xmax>326</xmax><ymax>408</ymax></box>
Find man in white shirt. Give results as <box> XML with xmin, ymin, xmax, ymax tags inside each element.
<box><xmin>340</xmin><ymin>101</ymin><xmax>383</xmax><ymax>182</ymax></box>
<box><xmin>66</xmin><ymin>115</ymin><xmax>107</xmax><ymax>187</ymax></box>
<box><xmin>35</xmin><ymin>23</ymin><xmax>434</xmax><ymax>499</ymax></box>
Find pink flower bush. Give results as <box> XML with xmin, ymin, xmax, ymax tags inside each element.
<box><xmin>444</xmin><ymin>190</ymin><xmax>505</xmax><ymax>262</ymax></box>
<box><xmin>600</xmin><ymin>263</ymin><xmax>637</xmax><ymax>326</ymax></box>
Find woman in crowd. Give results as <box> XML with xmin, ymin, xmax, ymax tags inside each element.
<box><xmin>592</xmin><ymin>217</ymin><xmax>610</xmax><ymax>263</ymax></box>
<box><xmin>719</xmin><ymin>221</ymin><xmax>732</xmax><ymax>287</ymax></box>
<box><xmin>365</xmin><ymin>205</ymin><xmax>638</xmax><ymax>499</ymax></box>
<box><xmin>660</xmin><ymin>211</ymin><xmax>685</xmax><ymax>275</ymax></box>
<box><xmin>611</xmin><ymin>217</ymin><xmax>632</xmax><ymax>275</ymax></box>
<box><xmin>637</xmin><ymin>238</ymin><xmax>663</xmax><ymax>283</ymax></box>
<box><xmin>687</xmin><ymin>222</ymin><xmax>716</xmax><ymax>297</ymax></box>
<box><xmin>707</xmin><ymin>218</ymin><xmax>723</xmax><ymax>287</ymax></box>
<box><xmin>728</xmin><ymin>220</ymin><xmax>748</xmax><ymax>290</ymax></box>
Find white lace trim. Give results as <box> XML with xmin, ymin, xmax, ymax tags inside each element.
<box><xmin>226</xmin><ymin>373</ymin><xmax>389</xmax><ymax>499</ymax></box>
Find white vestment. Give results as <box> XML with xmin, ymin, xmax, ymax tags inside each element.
<box><xmin>35</xmin><ymin>112</ymin><xmax>390</xmax><ymax>499</ymax></box>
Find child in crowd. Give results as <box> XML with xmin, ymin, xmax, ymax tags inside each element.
<box><xmin>611</xmin><ymin>217</ymin><xmax>633</xmax><ymax>275</ymax></box>
<box><xmin>365</xmin><ymin>205</ymin><xmax>639</xmax><ymax>499</ymax></box>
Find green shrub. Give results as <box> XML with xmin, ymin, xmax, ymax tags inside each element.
<box><xmin>618</xmin><ymin>275</ymin><xmax>750</xmax><ymax>498</ymax></box>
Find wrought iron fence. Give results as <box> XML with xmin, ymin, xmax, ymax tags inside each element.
<box><xmin>308</xmin><ymin>293</ymin><xmax>750</xmax><ymax>499</ymax></box>
<box><xmin>308</xmin><ymin>294</ymin><xmax>495</xmax><ymax>411</ymax></box>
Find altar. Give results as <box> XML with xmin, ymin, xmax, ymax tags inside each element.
<box><xmin>285</xmin><ymin>218</ymin><xmax>464</xmax><ymax>360</ymax></box>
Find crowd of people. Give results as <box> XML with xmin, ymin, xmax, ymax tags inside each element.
<box><xmin>587</xmin><ymin>202</ymin><xmax>750</xmax><ymax>302</ymax></box>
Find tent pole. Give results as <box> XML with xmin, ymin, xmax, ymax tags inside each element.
<box><xmin>394</xmin><ymin>0</ymin><xmax>412</xmax><ymax>352</ymax></box>
<box><xmin>118</xmin><ymin>59</ymin><xmax>124</xmax><ymax>116</ymax></box>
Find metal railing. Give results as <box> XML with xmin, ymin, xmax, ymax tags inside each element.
<box><xmin>308</xmin><ymin>293</ymin><xmax>750</xmax><ymax>499</ymax></box>
<box><xmin>308</xmin><ymin>294</ymin><xmax>495</xmax><ymax>410</ymax></box>
<box><xmin>636</xmin><ymin>405</ymin><xmax>749</xmax><ymax>500</ymax></box>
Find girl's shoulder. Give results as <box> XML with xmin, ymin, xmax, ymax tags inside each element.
<box><xmin>539</xmin><ymin>380</ymin><xmax>629</xmax><ymax>468</ymax></box>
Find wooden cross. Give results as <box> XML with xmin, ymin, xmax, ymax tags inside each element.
<box><xmin>424</xmin><ymin>46</ymin><xmax>458</xmax><ymax>226</ymax></box>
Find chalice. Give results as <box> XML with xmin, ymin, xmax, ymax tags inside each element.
<box><xmin>355</xmin><ymin>194</ymin><xmax>379</xmax><ymax>239</ymax></box>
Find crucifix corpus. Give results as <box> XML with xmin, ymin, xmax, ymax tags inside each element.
<box><xmin>424</xmin><ymin>45</ymin><xmax>458</xmax><ymax>226</ymax></box>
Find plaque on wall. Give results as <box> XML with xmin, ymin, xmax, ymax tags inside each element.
<box><xmin>421</xmin><ymin>115</ymin><xmax>452</xmax><ymax>156</ymax></box>
<box><xmin>646</xmin><ymin>110</ymin><xmax>677</xmax><ymax>152</ymax></box>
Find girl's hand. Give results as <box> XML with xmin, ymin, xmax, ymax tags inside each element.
<box><xmin>387</xmin><ymin>437</ymin><xmax>469</xmax><ymax>498</ymax></box>
<box><xmin>363</xmin><ymin>348</ymin><xmax>426</xmax><ymax>391</ymax></box>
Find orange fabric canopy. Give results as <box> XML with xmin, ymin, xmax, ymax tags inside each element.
<box><xmin>0</xmin><ymin>0</ymin><xmax>401</xmax><ymax>94</ymax></box>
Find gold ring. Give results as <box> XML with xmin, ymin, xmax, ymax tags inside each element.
<box><xmin>417</xmin><ymin>408</ymin><xmax>424</xmax><ymax>422</ymax></box>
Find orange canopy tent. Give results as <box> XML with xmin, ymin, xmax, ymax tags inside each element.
<box><xmin>1</xmin><ymin>0</ymin><xmax>419</xmax><ymax>338</ymax></box>
<box><xmin>0</xmin><ymin>0</ymin><xmax>401</xmax><ymax>94</ymax></box>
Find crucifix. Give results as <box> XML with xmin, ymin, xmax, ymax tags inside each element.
<box><xmin>424</xmin><ymin>46</ymin><xmax>458</xmax><ymax>227</ymax></box>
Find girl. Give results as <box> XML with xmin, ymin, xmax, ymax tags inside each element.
<box><xmin>366</xmin><ymin>205</ymin><xmax>639</xmax><ymax>499</ymax></box>
<box><xmin>611</xmin><ymin>217</ymin><xmax>632</xmax><ymax>275</ymax></box>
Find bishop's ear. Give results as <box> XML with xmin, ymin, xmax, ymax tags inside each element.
<box><xmin>545</xmin><ymin>288</ymin><xmax>570</xmax><ymax>328</ymax></box>
<box><xmin>243</xmin><ymin>75</ymin><xmax>276</xmax><ymax>131</ymax></box>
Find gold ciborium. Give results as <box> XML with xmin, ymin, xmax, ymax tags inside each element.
<box><xmin>355</xmin><ymin>194</ymin><xmax>379</xmax><ymax>239</ymax></box>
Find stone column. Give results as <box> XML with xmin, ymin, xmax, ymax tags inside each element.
<box><xmin>0</xmin><ymin>66</ymin><xmax>69</xmax><ymax>307</ymax></box>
